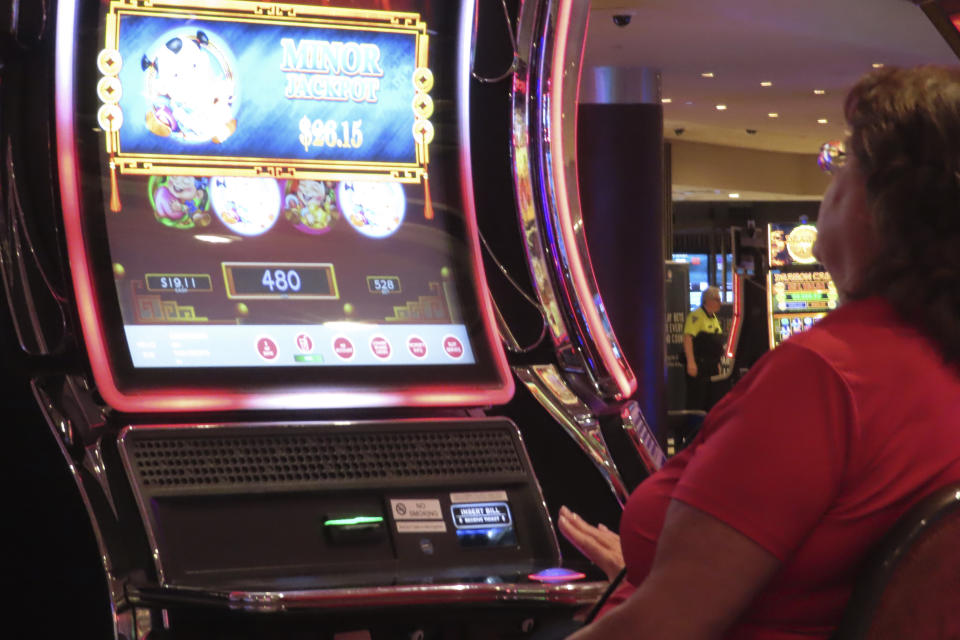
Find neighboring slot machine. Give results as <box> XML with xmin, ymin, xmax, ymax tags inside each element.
<box><xmin>716</xmin><ymin>227</ymin><xmax>750</xmax><ymax>380</ymax></box>
<box><xmin>507</xmin><ymin>0</ymin><xmax>665</xmax><ymax>502</ymax></box>
<box><xmin>1</xmin><ymin>0</ymin><xmax>607</xmax><ymax>637</ymax></box>
<box><xmin>721</xmin><ymin>268</ymin><xmax>745</xmax><ymax>373</ymax></box>
<box><xmin>766</xmin><ymin>222</ymin><xmax>838</xmax><ymax>349</ymax></box>
<box><xmin>916</xmin><ymin>0</ymin><xmax>960</xmax><ymax>57</ymax></box>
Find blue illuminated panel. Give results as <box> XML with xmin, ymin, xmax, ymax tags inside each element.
<box><xmin>450</xmin><ymin>502</ymin><xmax>517</xmax><ymax>548</ymax></box>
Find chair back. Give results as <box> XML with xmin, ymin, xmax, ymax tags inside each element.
<box><xmin>833</xmin><ymin>482</ymin><xmax>960</xmax><ymax>640</ymax></box>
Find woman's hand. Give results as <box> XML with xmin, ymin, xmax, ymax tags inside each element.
<box><xmin>686</xmin><ymin>361</ymin><xmax>698</xmax><ymax>378</ymax></box>
<box><xmin>557</xmin><ymin>506</ymin><xmax>625</xmax><ymax>581</ymax></box>
<box><xmin>563</xmin><ymin>501</ymin><xmax>781</xmax><ymax>640</ymax></box>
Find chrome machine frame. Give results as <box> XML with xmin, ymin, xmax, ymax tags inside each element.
<box><xmin>511</xmin><ymin>0</ymin><xmax>665</xmax><ymax>487</ymax></box>
<box><xmin>511</xmin><ymin>0</ymin><xmax>635</xmax><ymax>403</ymax></box>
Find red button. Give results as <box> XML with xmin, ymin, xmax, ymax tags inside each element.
<box><xmin>370</xmin><ymin>335</ymin><xmax>392</xmax><ymax>359</ymax></box>
<box><xmin>332</xmin><ymin>336</ymin><xmax>355</xmax><ymax>360</ymax></box>
<box><xmin>256</xmin><ymin>337</ymin><xmax>278</xmax><ymax>360</ymax></box>
<box><xmin>443</xmin><ymin>335</ymin><xmax>464</xmax><ymax>359</ymax></box>
<box><xmin>407</xmin><ymin>336</ymin><xmax>428</xmax><ymax>359</ymax></box>
<box><xmin>295</xmin><ymin>333</ymin><xmax>314</xmax><ymax>353</ymax></box>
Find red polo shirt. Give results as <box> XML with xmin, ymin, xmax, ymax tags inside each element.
<box><xmin>610</xmin><ymin>297</ymin><xmax>960</xmax><ymax>638</ymax></box>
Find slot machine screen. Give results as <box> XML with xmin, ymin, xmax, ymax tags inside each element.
<box><xmin>766</xmin><ymin>223</ymin><xmax>838</xmax><ymax>348</ymax></box>
<box><xmin>767</xmin><ymin>270</ymin><xmax>838</xmax><ymax>348</ymax></box>
<box><xmin>671</xmin><ymin>253</ymin><xmax>733</xmax><ymax>310</ymax></box>
<box><xmin>59</xmin><ymin>0</ymin><xmax>510</xmax><ymax>408</ymax></box>
<box><xmin>768</xmin><ymin>223</ymin><xmax>818</xmax><ymax>268</ymax></box>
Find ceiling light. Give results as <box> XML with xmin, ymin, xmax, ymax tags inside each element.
<box><xmin>685</xmin><ymin>101</ymin><xmax>694</xmax><ymax>105</ymax></box>
<box><xmin>817</xmin><ymin>118</ymin><xmax>828</xmax><ymax>124</ymax></box>
<box><xmin>728</xmin><ymin>193</ymin><xmax>741</xmax><ymax>199</ymax></box>
<box><xmin>662</xmin><ymin>98</ymin><xmax>672</xmax><ymax>104</ymax></box>
<box><xmin>760</xmin><ymin>81</ymin><xmax>772</xmax><ymax>87</ymax></box>
<box><xmin>701</xmin><ymin>72</ymin><xmax>715</xmax><ymax>78</ymax></box>
<box><xmin>767</xmin><ymin>112</ymin><xmax>779</xmax><ymax>118</ymax></box>
<box><xmin>715</xmin><ymin>104</ymin><xmax>727</xmax><ymax>111</ymax></box>
<box><xmin>872</xmin><ymin>63</ymin><xmax>884</xmax><ymax>68</ymax></box>
<box><xmin>813</xmin><ymin>89</ymin><xmax>826</xmax><ymax>95</ymax></box>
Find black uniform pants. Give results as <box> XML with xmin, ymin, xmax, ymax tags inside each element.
<box><xmin>686</xmin><ymin>368</ymin><xmax>721</xmax><ymax>412</ymax></box>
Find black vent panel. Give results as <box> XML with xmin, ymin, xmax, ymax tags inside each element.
<box><xmin>125</xmin><ymin>426</ymin><xmax>526</xmax><ymax>491</ymax></box>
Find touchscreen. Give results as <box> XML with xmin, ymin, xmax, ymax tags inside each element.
<box><xmin>92</xmin><ymin>0</ymin><xmax>478</xmax><ymax>369</ymax></box>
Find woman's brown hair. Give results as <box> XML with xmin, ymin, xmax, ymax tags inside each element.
<box><xmin>845</xmin><ymin>65</ymin><xmax>960</xmax><ymax>364</ymax></box>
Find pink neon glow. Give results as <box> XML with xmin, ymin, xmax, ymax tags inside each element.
<box><xmin>550</xmin><ymin>1</ymin><xmax>635</xmax><ymax>398</ymax></box>
<box><xmin>224</xmin><ymin>581</ymin><xmax>605</xmax><ymax>608</ymax></box>
<box><xmin>725</xmin><ymin>274</ymin><xmax>743</xmax><ymax>358</ymax></box>
<box><xmin>457</xmin><ymin>0</ymin><xmax>515</xmax><ymax>403</ymax></box>
<box><xmin>52</xmin><ymin>0</ymin><xmax>513</xmax><ymax>413</ymax></box>
<box><xmin>56</xmin><ymin>0</ymin><xmax>124</xmax><ymax>409</ymax></box>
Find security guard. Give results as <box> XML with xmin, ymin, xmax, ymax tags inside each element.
<box><xmin>683</xmin><ymin>286</ymin><xmax>725</xmax><ymax>411</ymax></box>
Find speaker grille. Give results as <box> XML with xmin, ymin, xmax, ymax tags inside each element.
<box><xmin>126</xmin><ymin>427</ymin><xmax>525</xmax><ymax>490</ymax></box>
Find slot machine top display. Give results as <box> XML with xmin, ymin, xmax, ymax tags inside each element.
<box><xmin>766</xmin><ymin>223</ymin><xmax>838</xmax><ymax>349</ymax></box>
<box><xmin>56</xmin><ymin>0</ymin><xmax>513</xmax><ymax>412</ymax></box>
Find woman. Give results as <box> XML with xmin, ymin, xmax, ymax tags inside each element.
<box><xmin>558</xmin><ymin>65</ymin><xmax>960</xmax><ymax>639</ymax></box>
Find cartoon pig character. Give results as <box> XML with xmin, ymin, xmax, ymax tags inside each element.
<box><xmin>151</xmin><ymin>175</ymin><xmax>211</xmax><ymax>228</ymax></box>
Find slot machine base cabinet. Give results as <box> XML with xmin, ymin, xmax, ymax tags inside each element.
<box><xmin>34</xmin><ymin>385</ymin><xmax>605</xmax><ymax>638</ymax></box>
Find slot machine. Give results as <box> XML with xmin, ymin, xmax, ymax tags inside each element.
<box><xmin>915</xmin><ymin>0</ymin><xmax>960</xmax><ymax>56</ymax></box>
<box><xmin>766</xmin><ymin>222</ymin><xmax>838</xmax><ymax>349</ymax></box>
<box><xmin>503</xmin><ymin>0</ymin><xmax>666</xmax><ymax>505</ymax></box>
<box><xmin>0</xmin><ymin>0</ymin><xmax>621</xmax><ymax>637</ymax></box>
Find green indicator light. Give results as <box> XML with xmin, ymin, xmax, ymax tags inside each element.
<box><xmin>295</xmin><ymin>354</ymin><xmax>324</xmax><ymax>363</ymax></box>
<box><xmin>787</xmin><ymin>292</ymin><xmax>828</xmax><ymax>301</ymax></box>
<box><xmin>324</xmin><ymin>516</ymin><xmax>384</xmax><ymax>527</ymax></box>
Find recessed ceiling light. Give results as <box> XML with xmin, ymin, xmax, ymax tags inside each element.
<box><xmin>715</xmin><ymin>104</ymin><xmax>727</xmax><ymax>111</ymax></box>
<box><xmin>685</xmin><ymin>101</ymin><xmax>694</xmax><ymax>105</ymax></box>
<box><xmin>817</xmin><ymin>118</ymin><xmax>829</xmax><ymax>124</ymax></box>
<box><xmin>872</xmin><ymin>63</ymin><xmax>884</xmax><ymax>68</ymax></box>
<box><xmin>767</xmin><ymin>112</ymin><xmax>779</xmax><ymax>118</ymax></box>
<box><xmin>813</xmin><ymin>89</ymin><xmax>826</xmax><ymax>95</ymax></box>
<box><xmin>701</xmin><ymin>72</ymin><xmax>715</xmax><ymax>78</ymax></box>
<box><xmin>760</xmin><ymin>81</ymin><xmax>773</xmax><ymax>87</ymax></box>
<box><xmin>662</xmin><ymin>98</ymin><xmax>672</xmax><ymax>104</ymax></box>
<box><xmin>728</xmin><ymin>193</ymin><xmax>741</xmax><ymax>199</ymax></box>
